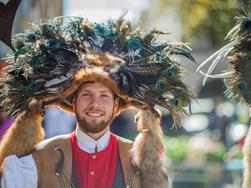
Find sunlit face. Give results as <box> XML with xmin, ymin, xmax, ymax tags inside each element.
<box><xmin>73</xmin><ymin>82</ymin><xmax>118</xmax><ymax>134</ymax></box>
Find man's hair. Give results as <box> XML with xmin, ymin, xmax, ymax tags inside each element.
<box><xmin>72</xmin><ymin>81</ymin><xmax>117</xmax><ymax>103</ymax></box>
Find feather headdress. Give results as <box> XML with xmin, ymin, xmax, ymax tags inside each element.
<box><xmin>197</xmin><ymin>8</ymin><xmax>251</xmax><ymax>104</ymax></box>
<box><xmin>0</xmin><ymin>16</ymin><xmax>195</xmax><ymax>125</ymax></box>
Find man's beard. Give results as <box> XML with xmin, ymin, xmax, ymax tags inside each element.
<box><xmin>76</xmin><ymin>112</ymin><xmax>114</xmax><ymax>133</ymax></box>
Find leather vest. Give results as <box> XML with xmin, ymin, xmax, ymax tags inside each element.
<box><xmin>32</xmin><ymin>134</ymin><xmax>141</xmax><ymax>188</ymax></box>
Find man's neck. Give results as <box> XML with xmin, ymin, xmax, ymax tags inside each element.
<box><xmin>78</xmin><ymin>127</ymin><xmax>109</xmax><ymax>140</ymax></box>
<box><xmin>75</xmin><ymin>126</ymin><xmax>111</xmax><ymax>153</ymax></box>
<box><xmin>86</xmin><ymin>130</ymin><xmax>108</xmax><ymax>140</ymax></box>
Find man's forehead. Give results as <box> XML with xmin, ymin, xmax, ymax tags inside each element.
<box><xmin>78</xmin><ymin>82</ymin><xmax>113</xmax><ymax>93</ymax></box>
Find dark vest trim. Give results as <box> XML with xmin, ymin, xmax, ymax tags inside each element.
<box><xmin>71</xmin><ymin>158</ymin><xmax>81</xmax><ymax>188</ymax></box>
<box><xmin>54</xmin><ymin>147</ymin><xmax>76</xmax><ymax>188</ymax></box>
<box><xmin>111</xmin><ymin>155</ymin><xmax>126</xmax><ymax>188</ymax></box>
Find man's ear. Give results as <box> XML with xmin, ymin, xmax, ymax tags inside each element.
<box><xmin>114</xmin><ymin>97</ymin><xmax>119</xmax><ymax>115</ymax></box>
<box><xmin>72</xmin><ymin>96</ymin><xmax>76</xmax><ymax>112</ymax></box>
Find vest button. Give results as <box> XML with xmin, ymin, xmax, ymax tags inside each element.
<box><xmin>90</xmin><ymin>171</ymin><xmax>95</xmax><ymax>175</ymax></box>
<box><xmin>92</xmin><ymin>155</ymin><xmax>96</xmax><ymax>159</ymax></box>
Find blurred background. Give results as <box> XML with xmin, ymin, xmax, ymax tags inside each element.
<box><xmin>0</xmin><ymin>0</ymin><xmax>250</xmax><ymax>187</ymax></box>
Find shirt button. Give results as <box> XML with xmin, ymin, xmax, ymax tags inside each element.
<box><xmin>92</xmin><ymin>155</ymin><xmax>96</xmax><ymax>159</ymax></box>
<box><xmin>90</xmin><ymin>171</ymin><xmax>95</xmax><ymax>175</ymax></box>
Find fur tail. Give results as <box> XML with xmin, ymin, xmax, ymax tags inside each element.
<box><xmin>131</xmin><ymin>109</ymin><xmax>168</xmax><ymax>188</ymax></box>
<box><xmin>0</xmin><ymin>99</ymin><xmax>45</xmax><ymax>175</ymax></box>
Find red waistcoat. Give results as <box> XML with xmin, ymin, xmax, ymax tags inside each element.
<box><xmin>71</xmin><ymin>133</ymin><xmax>119</xmax><ymax>188</ymax></box>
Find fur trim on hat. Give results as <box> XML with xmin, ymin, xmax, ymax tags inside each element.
<box><xmin>42</xmin><ymin>52</ymin><xmax>141</xmax><ymax>116</ymax></box>
<box><xmin>0</xmin><ymin>99</ymin><xmax>44</xmax><ymax>175</ymax></box>
<box><xmin>44</xmin><ymin>68</ymin><xmax>120</xmax><ymax>103</ymax></box>
<box><xmin>131</xmin><ymin>109</ymin><xmax>169</xmax><ymax>188</ymax></box>
<box><xmin>43</xmin><ymin>67</ymin><xmax>129</xmax><ymax>115</ymax></box>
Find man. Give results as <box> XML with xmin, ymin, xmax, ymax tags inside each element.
<box><xmin>0</xmin><ymin>16</ymin><xmax>195</xmax><ymax>188</ymax></box>
<box><xmin>1</xmin><ymin>81</ymin><xmax>139</xmax><ymax>188</ymax></box>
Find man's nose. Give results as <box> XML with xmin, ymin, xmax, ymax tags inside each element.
<box><xmin>89</xmin><ymin>96</ymin><xmax>101</xmax><ymax>107</ymax></box>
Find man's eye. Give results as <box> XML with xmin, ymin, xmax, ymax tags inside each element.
<box><xmin>101</xmin><ymin>94</ymin><xmax>110</xmax><ymax>98</ymax></box>
<box><xmin>81</xmin><ymin>93</ymin><xmax>90</xmax><ymax>96</ymax></box>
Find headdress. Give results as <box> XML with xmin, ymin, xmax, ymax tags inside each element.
<box><xmin>0</xmin><ymin>2</ymin><xmax>195</xmax><ymax>186</ymax></box>
<box><xmin>196</xmin><ymin>7</ymin><xmax>251</xmax><ymax>188</ymax></box>
<box><xmin>197</xmin><ymin>8</ymin><xmax>251</xmax><ymax>105</ymax></box>
<box><xmin>0</xmin><ymin>16</ymin><xmax>195</xmax><ymax>121</ymax></box>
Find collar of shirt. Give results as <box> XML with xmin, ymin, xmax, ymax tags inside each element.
<box><xmin>75</xmin><ymin>126</ymin><xmax>110</xmax><ymax>153</ymax></box>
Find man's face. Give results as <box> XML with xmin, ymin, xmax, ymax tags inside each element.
<box><xmin>73</xmin><ymin>82</ymin><xmax>118</xmax><ymax>134</ymax></box>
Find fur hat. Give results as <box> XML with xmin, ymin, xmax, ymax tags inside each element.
<box><xmin>0</xmin><ymin>13</ymin><xmax>195</xmax><ymax>185</ymax></box>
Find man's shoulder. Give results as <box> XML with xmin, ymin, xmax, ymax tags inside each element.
<box><xmin>117</xmin><ymin>135</ymin><xmax>133</xmax><ymax>144</ymax></box>
<box><xmin>34</xmin><ymin>134</ymin><xmax>72</xmax><ymax>152</ymax></box>
<box><xmin>32</xmin><ymin>134</ymin><xmax>72</xmax><ymax>170</ymax></box>
<box><xmin>116</xmin><ymin>135</ymin><xmax>134</xmax><ymax>151</ymax></box>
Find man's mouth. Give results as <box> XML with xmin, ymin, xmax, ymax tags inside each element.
<box><xmin>86</xmin><ymin>111</ymin><xmax>104</xmax><ymax>118</ymax></box>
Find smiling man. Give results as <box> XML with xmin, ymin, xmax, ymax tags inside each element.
<box><xmin>0</xmin><ymin>17</ymin><xmax>195</xmax><ymax>188</ymax></box>
<box><xmin>30</xmin><ymin>80</ymin><xmax>139</xmax><ymax>188</ymax></box>
<box><xmin>74</xmin><ymin>82</ymin><xmax>117</xmax><ymax>138</ymax></box>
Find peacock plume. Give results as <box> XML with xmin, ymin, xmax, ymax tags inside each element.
<box><xmin>0</xmin><ymin>16</ymin><xmax>195</xmax><ymax>126</ymax></box>
<box><xmin>197</xmin><ymin>7</ymin><xmax>251</xmax><ymax>105</ymax></box>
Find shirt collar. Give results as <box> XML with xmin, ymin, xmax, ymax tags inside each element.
<box><xmin>75</xmin><ymin>126</ymin><xmax>110</xmax><ymax>153</ymax></box>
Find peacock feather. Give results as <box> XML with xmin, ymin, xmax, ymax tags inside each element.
<box><xmin>0</xmin><ymin>16</ymin><xmax>195</xmax><ymax>126</ymax></box>
<box><xmin>197</xmin><ymin>7</ymin><xmax>251</xmax><ymax>105</ymax></box>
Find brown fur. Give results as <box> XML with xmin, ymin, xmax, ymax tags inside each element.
<box><xmin>242</xmin><ymin>127</ymin><xmax>251</xmax><ymax>188</ymax></box>
<box><xmin>42</xmin><ymin>69</ymin><xmax>122</xmax><ymax>112</ymax></box>
<box><xmin>82</xmin><ymin>52</ymin><xmax>124</xmax><ymax>67</ymax></box>
<box><xmin>43</xmin><ymin>69</ymin><xmax>118</xmax><ymax>103</ymax></box>
<box><xmin>43</xmin><ymin>68</ymin><xmax>146</xmax><ymax>116</ymax></box>
<box><xmin>131</xmin><ymin>109</ymin><xmax>169</xmax><ymax>188</ymax></box>
<box><xmin>42</xmin><ymin>53</ymin><xmax>123</xmax><ymax>107</ymax></box>
<box><xmin>0</xmin><ymin>99</ymin><xmax>45</xmax><ymax>175</ymax></box>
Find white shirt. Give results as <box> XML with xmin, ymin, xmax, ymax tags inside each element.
<box><xmin>1</xmin><ymin>127</ymin><xmax>111</xmax><ymax>188</ymax></box>
<box><xmin>76</xmin><ymin>126</ymin><xmax>110</xmax><ymax>153</ymax></box>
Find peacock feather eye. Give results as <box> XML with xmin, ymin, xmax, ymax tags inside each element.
<box><xmin>25</xmin><ymin>33</ymin><xmax>38</xmax><ymax>42</ymax></box>
<box><xmin>170</xmin><ymin>98</ymin><xmax>179</xmax><ymax>107</ymax></box>
<box><xmin>94</xmin><ymin>23</ymin><xmax>108</xmax><ymax>36</ymax></box>
<box><xmin>238</xmin><ymin>82</ymin><xmax>247</xmax><ymax>91</ymax></box>
<box><xmin>44</xmin><ymin>40</ymin><xmax>58</xmax><ymax>48</ymax></box>
<box><xmin>127</xmin><ymin>37</ymin><xmax>142</xmax><ymax>51</ymax></box>
<box><xmin>163</xmin><ymin>69</ymin><xmax>176</xmax><ymax>78</ymax></box>
<box><xmin>153</xmin><ymin>54</ymin><xmax>161</xmax><ymax>61</ymax></box>
<box><xmin>155</xmin><ymin>78</ymin><xmax>168</xmax><ymax>92</ymax></box>
<box><xmin>103</xmin><ymin>28</ymin><xmax>118</xmax><ymax>40</ymax></box>
<box><xmin>242</xmin><ymin>17</ymin><xmax>251</xmax><ymax>31</ymax></box>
